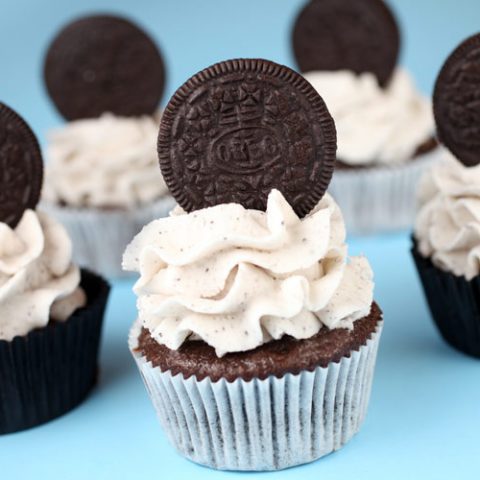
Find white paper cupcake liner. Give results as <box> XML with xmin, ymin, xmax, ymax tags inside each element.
<box><xmin>40</xmin><ymin>196</ymin><xmax>176</xmax><ymax>278</ymax></box>
<box><xmin>328</xmin><ymin>148</ymin><xmax>441</xmax><ymax>235</ymax></box>
<box><xmin>129</xmin><ymin>319</ymin><xmax>383</xmax><ymax>471</ymax></box>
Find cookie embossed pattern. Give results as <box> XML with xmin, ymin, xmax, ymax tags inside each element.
<box><xmin>158</xmin><ymin>58</ymin><xmax>336</xmax><ymax>217</ymax></box>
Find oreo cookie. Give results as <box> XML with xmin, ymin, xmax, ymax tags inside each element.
<box><xmin>433</xmin><ymin>33</ymin><xmax>480</xmax><ymax>167</ymax></box>
<box><xmin>292</xmin><ymin>0</ymin><xmax>400</xmax><ymax>87</ymax></box>
<box><xmin>44</xmin><ymin>14</ymin><xmax>165</xmax><ymax>120</ymax></box>
<box><xmin>0</xmin><ymin>103</ymin><xmax>43</xmax><ymax>228</ymax></box>
<box><xmin>158</xmin><ymin>58</ymin><xmax>337</xmax><ymax>217</ymax></box>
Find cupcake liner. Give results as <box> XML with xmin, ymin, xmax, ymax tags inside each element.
<box><xmin>0</xmin><ymin>270</ymin><xmax>110</xmax><ymax>435</ymax></box>
<box><xmin>411</xmin><ymin>240</ymin><xmax>480</xmax><ymax>358</ymax></box>
<box><xmin>40</xmin><ymin>196</ymin><xmax>176</xmax><ymax>278</ymax></box>
<box><xmin>329</xmin><ymin>148</ymin><xmax>441</xmax><ymax>235</ymax></box>
<box><xmin>129</xmin><ymin>319</ymin><xmax>383</xmax><ymax>471</ymax></box>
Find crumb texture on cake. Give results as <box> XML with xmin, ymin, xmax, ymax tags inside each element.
<box><xmin>136</xmin><ymin>302</ymin><xmax>382</xmax><ymax>382</ymax></box>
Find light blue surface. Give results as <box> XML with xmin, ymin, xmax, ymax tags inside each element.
<box><xmin>2</xmin><ymin>233</ymin><xmax>480</xmax><ymax>479</ymax></box>
<box><xmin>1</xmin><ymin>0</ymin><xmax>480</xmax><ymax>139</ymax></box>
<box><xmin>1</xmin><ymin>1</ymin><xmax>480</xmax><ymax>479</ymax></box>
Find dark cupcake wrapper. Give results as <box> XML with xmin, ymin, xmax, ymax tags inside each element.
<box><xmin>411</xmin><ymin>238</ymin><xmax>480</xmax><ymax>358</ymax></box>
<box><xmin>0</xmin><ymin>269</ymin><xmax>110</xmax><ymax>434</ymax></box>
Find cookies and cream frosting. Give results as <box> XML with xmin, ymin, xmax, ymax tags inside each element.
<box><xmin>123</xmin><ymin>190</ymin><xmax>374</xmax><ymax>357</ymax></box>
<box><xmin>415</xmin><ymin>151</ymin><xmax>480</xmax><ymax>280</ymax></box>
<box><xmin>304</xmin><ymin>68</ymin><xmax>434</xmax><ymax>166</ymax></box>
<box><xmin>0</xmin><ymin>210</ymin><xmax>86</xmax><ymax>341</ymax></box>
<box><xmin>43</xmin><ymin>113</ymin><xmax>168</xmax><ymax>209</ymax></box>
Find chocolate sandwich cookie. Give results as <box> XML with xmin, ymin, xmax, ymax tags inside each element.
<box><xmin>158</xmin><ymin>58</ymin><xmax>337</xmax><ymax>217</ymax></box>
<box><xmin>292</xmin><ymin>0</ymin><xmax>400</xmax><ymax>87</ymax></box>
<box><xmin>44</xmin><ymin>14</ymin><xmax>165</xmax><ymax>120</ymax></box>
<box><xmin>0</xmin><ymin>103</ymin><xmax>43</xmax><ymax>227</ymax></box>
<box><xmin>433</xmin><ymin>33</ymin><xmax>480</xmax><ymax>167</ymax></box>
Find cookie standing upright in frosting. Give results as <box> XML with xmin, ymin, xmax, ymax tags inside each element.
<box><xmin>0</xmin><ymin>102</ymin><xmax>110</xmax><ymax>434</ymax></box>
<box><xmin>0</xmin><ymin>104</ymin><xmax>43</xmax><ymax>227</ymax></box>
<box><xmin>158</xmin><ymin>59</ymin><xmax>336</xmax><ymax>216</ymax></box>
<box><xmin>0</xmin><ymin>102</ymin><xmax>85</xmax><ymax>339</ymax></box>
<box><xmin>293</xmin><ymin>0</ymin><xmax>400</xmax><ymax>87</ymax></box>
<box><xmin>41</xmin><ymin>14</ymin><xmax>175</xmax><ymax>277</ymax></box>
<box><xmin>412</xmin><ymin>33</ymin><xmax>480</xmax><ymax>358</ymax></box>
<box><xmin>433</xmin><ymin>34</ymin><xmax>480</xmax><ymax>168</ymax></box>
<box><xmin>126</xmin><ymin>58</ymin><xmax>383</xmax><ymax>471</ymax></box>
<box><xmin>44</xmin><ymin>15</ymin><xmax>165</xmax><ymax>120</ymax></box>
<box><xmin>291</xmin><ymin>0</ymin><xmax>440</xmax><ymax>233</ymax></box>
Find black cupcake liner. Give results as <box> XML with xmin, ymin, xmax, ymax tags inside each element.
<box><xmin>411</xmin><ymin>238</ymin><xmax>480</xmax><ymax>358</ymax></box>
<box><xmin>0</xmin><ymin>269</ymin><xmax>110</xmax><ymax>434</ymax></box>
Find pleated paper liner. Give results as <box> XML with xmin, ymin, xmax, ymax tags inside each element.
<box><xmin>411</xmin><ymin>239</ymin><xmax>480</xmax><ymax>358</ymax></box>
<box><xmin>40</xmin><ymin>195</ymin><xmax>176</xmax><ymax>278</ymax></box>
<box><xmin>129</xmin><ymin>318</ymin><xmax>383</xmax><ymax>471</ymax></box>
<box><xmin>329</xmin><ymin>148</ymin><xmax>441</xmax><ymax>234</ymax></box>
<box><xmin>0</xmin><ymin>269</ymin><xmax>110</xmax><ymax>435</ymax></box>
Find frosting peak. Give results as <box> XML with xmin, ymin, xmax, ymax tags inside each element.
<box><xmin>43</xmin><ymin>113</ymin><xmax>169</xmax><ymax>209</ymax></box>
<box><xmin>124</xmin><ymin>190</ymin><xmax>374</xmax><ymax>356</ymax></box>
<box><xmin>415</xmin><ymin>151</ymin><xmax>480</xmax><ymax>280</ymax></box>
<box><xmin>0</xmin><ymin>210</ymin><xmax>86</xmax><ymax>340</ymax></box>
<box><xmin>304</xmin><ymin>68</ymin><xmax>434</xmax><ymax>166</ymax></box>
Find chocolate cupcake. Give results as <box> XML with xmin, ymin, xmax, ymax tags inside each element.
<box><xmin>40</xmin><ymin>14</ymin><xmax>175</xmax><ymax>278</ymax></box>
<box><xmin>0</xmin><ymin>102</ymin><xmax>110</xmax><ymax>434</ymax></box>
<box><xmin>125</xmin><ymin>59</ymin><xmax>383</xmax><ymax>470</ymax></box>
<box><xmin>412</xmin><ymin>33</ymin><xmax>480</xmax><ymax>358</ymax></box>
<box><xmin>292</xmin><ymin>0</ymin><xmax>440</xmax><ymax>233</ymax></box>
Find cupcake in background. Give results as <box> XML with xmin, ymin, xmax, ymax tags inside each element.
<box><xmin>292</xmin><ymin>0</ymin><xmax>439</xmax><ymax>234</ymax></box>
<box><xmin>41</xmin><ymin>14</ymin><xmax>175</xmax><ymax>278</ymax></box>
<box><xmin>0</xmin><ymin>102</ymin><xmax>110</xmax><ymax>434</ymax></box>
<box><xmin>412</xmin><ymin>33</ymin><xmax>480</xmax><ymax>358</ymax></box>
<box><xmin>126</xmin><ymin>59</ymin><xmax>383</xmax><ymax>471</ymax></box>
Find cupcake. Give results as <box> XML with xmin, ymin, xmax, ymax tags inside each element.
<box><xmin>412</xmin><ymin>33</ymin><xmax>480</xmax><ymax>358</ymax></box>
<box><xmin>126</xmin><ymin>59</ymin><xmax>383</xmax><ymax>470</ymax></box>
<box><xmin>291</xmin><ymin>0</ymin><xmax>440</xmax><ymax>234</ymax></box>
<box><xmin>0</xmin><ymin>102</ymin><xmax>110</xmax><ymax>434</ymax></box>
<box><xmin>40</xmin><ymin>14</ymin><xmax>175</xmax><ymax>278</ymax></box>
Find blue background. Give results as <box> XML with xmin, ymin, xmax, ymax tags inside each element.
<box><xmin>1</xmin><ymin>1</ymin><xmax>480</xmax><ymax>479</ymax></box>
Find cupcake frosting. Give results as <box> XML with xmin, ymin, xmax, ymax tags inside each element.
<box><xmin>304</xmin><ymin>68</ymin><xmax>434</xmax><ymax>166</ymax></box>
<box><xmin>43</xmin><ymin>113</ymin><xmax>168</xmax><ymax>209</ymax></box>
<box><xmin>123</xmin><ymin>190</ymin><xmax>374</xmax><ymax>357</ymax></box>
<box><xmin>0</xmin><ymin>210</ymin><xmax>86</xmax><ymax>340</ymax></box>
<box><xmin>415</xmin><ymin>151</ymin><xmax>480</xmax><ymax>280</ymax></box>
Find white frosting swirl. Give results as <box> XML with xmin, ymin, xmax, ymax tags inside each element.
<box><xmin>0</xmin><ymin>210</ymin><xmax>86</xmax><ymax>341</ymax></box>
<box><xmin>123</xmin><ymin>190</ymin><xmax>374</xmax><ymax>357</ymax></box>
<box><xmin>43</xmin><ymin>113</ymin><xmax>169</xmax><ymax>209</ymax></box>
<box><xmin>304</xmin><ymin>68</ymin><xmax>434</xmax><ymax>166</ymax></box>
<box><xmin>415</xmin><ymin>151</ymin><xmax>480</xmax><ymax>280</ymax></box>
